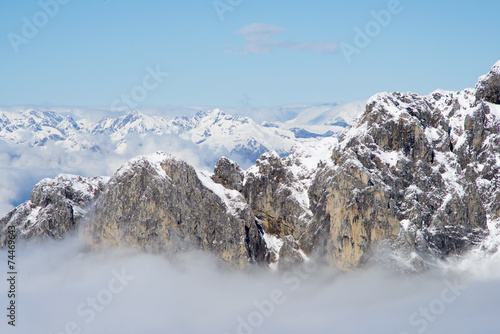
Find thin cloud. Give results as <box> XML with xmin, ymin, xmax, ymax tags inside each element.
<box><xmin>229</xmin><ymin>23</ymin><xmax>338</xmax><ymax>55</ymax></box>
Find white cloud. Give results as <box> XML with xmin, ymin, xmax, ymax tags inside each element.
<box><xmin>229</xmin><ymin>23</ymin><xmax>338</xmax><ymax>55</ymax></box>
<box><xmin>1</xmin><ymin>235</ymin><xmax>500</xmax><ymax>334</ymax></box>
<box><xmin>0</xmin><ymin>133</ymin><xmax>228</xmax><ymax>217</ymax></box>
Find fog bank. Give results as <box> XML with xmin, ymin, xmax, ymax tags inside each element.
<box><xmin>1</xmin><ymin>235</ymin><xmax>499</xmax><ymax>334</ymax></box>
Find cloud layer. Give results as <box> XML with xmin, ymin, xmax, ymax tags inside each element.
<box><xmin>0</xmin><ymin>132</ymin><xmax>224</xmax><ymax>217</ymax></box>
<box><xmin>1</xmin><ymin>235</ymin><xmax>500</xmax><ymax>334</ymax></box>
<box><xmin>230</xmin><ymin>23</ymin><xmax>338</xmax><ymax>55</ymax></box>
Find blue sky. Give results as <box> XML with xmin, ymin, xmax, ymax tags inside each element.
<box><xmin>1</xmin><ymin>0</ymin><xmax>499</xmax><ymax>108</ymax></box>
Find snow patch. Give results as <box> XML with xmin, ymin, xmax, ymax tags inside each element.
<box><xmin>115</xmin><ymin>151</ymin><xmax>173</xmax><ymax>179</ymax></box>
<box><xmin>400</xmin><ymin>219</ymin><xmax>411</xmax><ymax>231</ymax></box>
<box><xmin>196</xmin><ymin>170</ymin><xmax>248</xmax><ymax>216</ymax></box>
<box><xmin>376</xmin><ymin>150</ymin><xmax>403</xmax><ymax>168</ymax></box>
<box><xmin>262</xmin><ymin>232</ymin><xmax>284</xmax><ymax>270</ymax></box>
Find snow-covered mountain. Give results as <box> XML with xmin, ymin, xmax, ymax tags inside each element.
<box><xmin>0</xmin><ymin>109</ymin><xmax>94</xmax><ymax>150</ymax></box>
<box><xmin>3</xmin><ymin>61</ymin><xmax>500</xmax><ymax>273</ymax></box>
<box><xmin>0</xmin><ymin>104</ymin><xmax>361</xmax><ymax>166</ymax></box>
<box><xmin>0</xmin><ymin>103</ymin><xmax>364</xmax><ymax>217</ymax></box>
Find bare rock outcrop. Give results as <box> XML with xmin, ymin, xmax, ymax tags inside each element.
<box><xmin>0</xmin><ymin>175</ymin><xmax>107</xmax><ymax>246</ymax></box>
<box><xmin>87</xmin><ymin>152</ymin><xmax>266</xmax><ymax>268</ymax></box>
<box><xmin>309</xmin><ymin>67</ymin><xmax>500</xmax><ymax>269</ymax></box>
<box><xmin>212</xmin><ymin>156</ymin><xmax>244</xmax><ymax>192</ymax></box>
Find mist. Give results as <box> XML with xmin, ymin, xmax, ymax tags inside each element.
<box><xmin>0</xmin><ymin>131</ymin><xmax>242</xmax><ymax>217</ymax></box>
<box><xmin>1</xmin><ymin>233</ymin><xmax>499</xmax><ymax>334</ymax></box>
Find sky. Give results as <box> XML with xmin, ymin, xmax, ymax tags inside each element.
<box><xmin>1</xmin><ymin>0</ymin><xmax>500</xmax><ymax>109</ymax></box>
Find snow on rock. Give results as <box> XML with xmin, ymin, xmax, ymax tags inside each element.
<box><xmin>0</xmin><ymin>106</ymin><xmax>354</xmax><ymax>169</ymax></box>
<box><xmin>196</xmin><ymin>170</ymin><xmax>249</xmax><ymax>216</ymax></box>
<box><xmin>308</xmin><ymin>63</ymin><xmax>500</xmax><ymax>270</ymax></box>
<box><xmin>4</xmin><ymin>61</ymin><xmax>500</xmax><ymax>273</ymax></box>
<box><xmin>0</xmin><ymin>174</ymin><xmax>108</xmax><ymax>246</ymax></box>
<box><xmin>113</xmin><ymin>151</ymin><xmax>174</xmax><ymax>180</ymax></box>
<box><xmin>262</xmin><ymin>232</ymin><xmax>285</xmax><ymax>270</ymax></box>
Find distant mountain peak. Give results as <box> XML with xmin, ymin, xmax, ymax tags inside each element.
<box><xmin>195</xmin><ymin>108</ymin><xmax>226</xmax><ymax>118</ymax></box>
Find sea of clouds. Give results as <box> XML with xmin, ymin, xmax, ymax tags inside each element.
<box><xmin>1</xmin><ymin>230</ymin><xmax>500</xmax><ymax>334</ymax></box>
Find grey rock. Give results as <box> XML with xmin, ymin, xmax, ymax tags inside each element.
<box><xmin>86</xmin><ymin>152</ymin><xmax>266</xmax><ymax>268</ymax></box>
<box><xmin>476</xmin><ymin>62</ymin><xmax>500</xmax><ymax>104</ymax></box>
<box><xmin>242</xmin><ymin>152</ymin><xmax>310</xmax><ymax>241</ymax></box>
<box><xmin>278</xmin><ymin>236</ymin><xmax>305</xmax><ymax>271</ymax></box>
<box><xmin>212</xmin><ymin>157</ymin><xmax>244</xmax><ymax>192</ymax></box>
<box><xmin>308</xmin><ymin>82</ymin><xmax>498</xmax><ymax>270</ymax></box>
<box><xmin>0</xmin><ymin>175</ymin><xmax>107</xmax><ymax>246</ymax></box>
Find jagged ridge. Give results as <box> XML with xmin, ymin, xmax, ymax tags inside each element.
<box><xmin>2</xmin><ymin>62</ymin><xmax>500</xmax><ymax>272</ymax></box>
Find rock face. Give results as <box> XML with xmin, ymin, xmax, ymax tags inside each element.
<box><xmin>212</xmin><ymin>157</ymin><xmax>244</xmax><ymax>192</ymax></box>
<box><xmin>306</xmin><ymin>62</ymin><xmax>500</xmax><ymax>270</ymax></box>
<box><xmin>0</xmin><ymin>175</ymin><xmax>107</xmax><ymax>246</ymax></box>
<box><xmin>476</xmin><ymin>61</ymin><xmax>500</xmax><ymax>104</ymax></box>
<box><xmin>309</xmin><ymin>87</ymin><xmax>498</xmax><ymax>269</ymax></box>
<box><xmin>3</xmin><ymin>62</ymin><xmax>500</xmax><ymax>272</ymax></box>
<box><xmin>87</xmin><ymin>152</ymin><xmax>266</xmax><ymax>268</ymax></box>
<box><xmin>277</xmin><ymin>236</ymin><xmax>307</xmax><ymax>271</ymax></box>
<box><xmin>242</xmin><ymin>151</ymin><xmax>309</xmax><ymax>241</ymax></box>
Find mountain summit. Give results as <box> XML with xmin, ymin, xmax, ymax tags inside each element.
<box><xmin>476</xmin><ymin>60</ymin><xmax>500</xmax><ymax>104</ymax></box>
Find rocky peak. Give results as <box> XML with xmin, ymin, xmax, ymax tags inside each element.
<box><xmin>87</xmin><ymin>152</ymin><xmax>266</xmax><ymax>268</ymax></box>
<box><xmin>476</xmin><ymin>61</ymin><xmax>500</xmax><ymax>104</ymax></box>
<box><xmin>0</xmin><ymin>175</ymin><xmax>108</xmax><ymax>246</ymax></box>
<box><xmin>253</xmin><ymin>151</ymin><xmax>292</xmax><ymax>183</ymax></box>
<box><xmin>212</xmin><ymin>157</ymin><xmax>244</xmax><ymax>192</ymax></box>
<box><xmin>242</xmin><ymin>150</ymin><xmax>314</xmax><ymax>255</ymax></box>
<box><xmin>310</xmin><ymin>73</ymin><xmax>500</xmax><ymax>270</ymax></box>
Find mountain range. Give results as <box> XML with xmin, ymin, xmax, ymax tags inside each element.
<box><xmin>2</xmin><ymin>62</ymin><xmax>500</xmax><ymax>273</ymax></box>
<box><xmin>0</xmin><ymin>101</ymin><xmax>364</xmax><ymax>168</ymax></box>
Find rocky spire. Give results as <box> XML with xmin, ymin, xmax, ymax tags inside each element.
<box><xmin>476</xmin><ymin>61</ymin><xmax>500</xmax><ymax>104</ymax></box>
